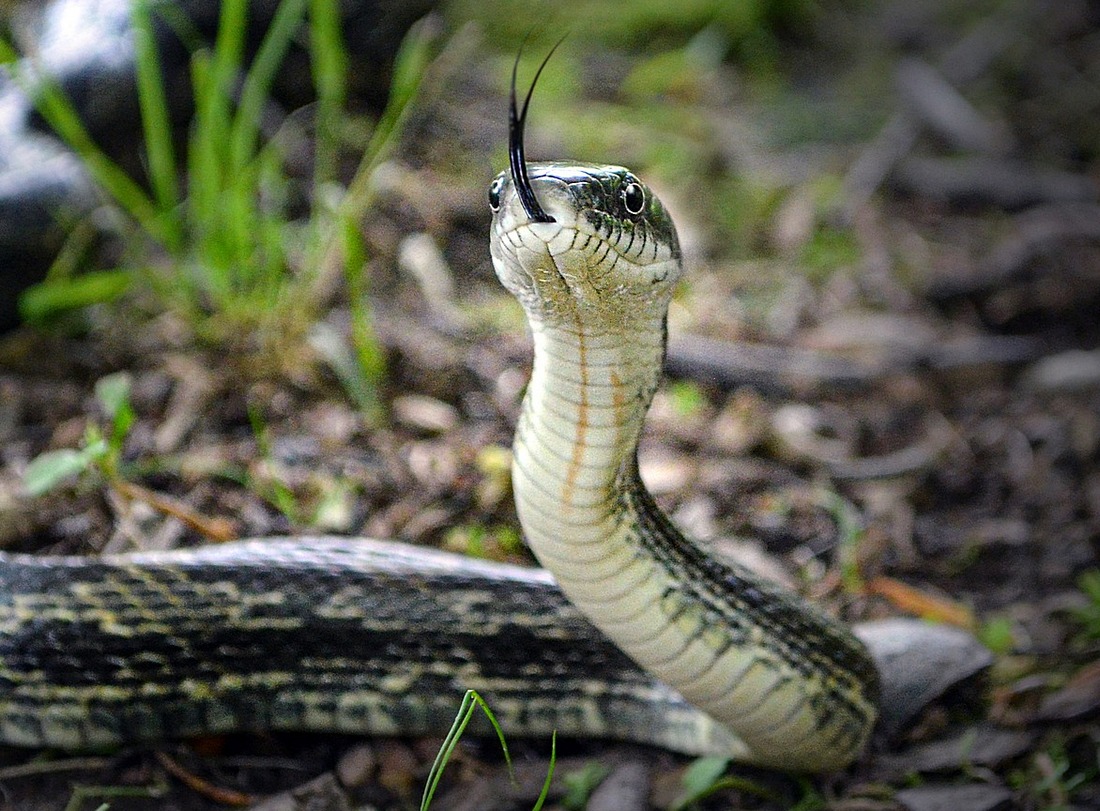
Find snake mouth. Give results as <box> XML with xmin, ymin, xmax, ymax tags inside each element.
<box><xmin>546</xmin><ymin>246</ymin><xmax>574</xmax><ymax>295</ymax></box>
<box><xmin>508</xmin><ymin>38</ymin><xmax>565</xmax><ymax>224</ymax></box>
<box><xmin>497</xmin><ymin>220</ymin><xmax>578</xmax><ymax>300</ymax></box>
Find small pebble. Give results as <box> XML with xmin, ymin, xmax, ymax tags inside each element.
<box><xmin>1022</xmin><ymin>349</ymin><xmax>1100</xmax><ymax>392</ymax></box>
<box><xmin>249</xmin><ymin>773</ymin><xmax>350</xmax><ymax>811</ymax></box>
<box><xmin>587</xmin><ymin>761</ymin><xmax>651</xmax><ymax>811</ymax></box>
<box><xmin>895</xmin><ymin>782</ymin><xmax>1013</xmax><ymax>811</ymax></box>
<box><xmin>393</xmin><ymin>394</ymin><xmax>460</xmax><ymax>434</ymax></box>
<box><xmin>638</xmin><ymin>449</ymin><xmax>694</xmax><ymax>495</ymax></box>
<box><xmin>336</xmin><ymin>742</ymin><xmax>377</xmax><ymax>788</ymax></box>
<box><xmin>376</xmin><ymin>740</ymin><xmax>420</xmax><ymax>798</ymax></box>
<box><xmin>1037</xmin><ymin>659</ymin><xmax>1100</xmax><ymax>722</ymax></box>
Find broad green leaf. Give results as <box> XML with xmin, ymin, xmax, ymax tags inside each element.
<box><xmin>94</xmin><ymin>373</ymin><xmax>133</xmax><ymax>423</ymax></box>
<box><xmin>681</xmin><ymin>756</ymin><xmax>731</xmax><ymax>796</ymax></box>
<box><xmin>23</xmin><ymin>441</ymin><xmax>106</xmax><ymax>496</ymax></box>
<box><xmin>18</xmin><ymin>270</ymin><xmax>132</xmax><ymax>325</ymax></box>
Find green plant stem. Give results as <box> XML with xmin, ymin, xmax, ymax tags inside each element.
<box><xmin>421</xmin><ymin>690</ymin><xmax>514</xmax><ymax>810</ymax></box>
<box><xmin>0</xmin><ymin>40</ymin><xmax>169</xmax><ymax>247</ymax></box>
<box><xmin>229</xmin><ymin>0</ymin><xmax>309</xmax><ymax>174</ymax></box>
<box><xmin>340</xmin><ymin>19</ymin><xmax>435</xmax><ymax>225</ymax></box>
<box><xmin>131</xmin><ymin>0</ymin><xmax>182</xmax><ymax>248</ymax></box>
<box><xmin>309</xmin><ymin>0</ymin><xmax>348</xmax><ymax>188</ymax></box>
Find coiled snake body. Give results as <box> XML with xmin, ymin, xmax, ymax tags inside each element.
<box><xmin>0</xmin><ymin>59</ymin><xmax>879</xmax><ymax>772</ymax></box>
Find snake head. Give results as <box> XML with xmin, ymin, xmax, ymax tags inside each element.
<box><xmin>492</xmin><ymin>39</ymin><xmax>682</xmax><ymax>329</ymax></box>
<box><xmin>489</xmin><ymin>162</ymin><xmax>683</xmax><ymax>327</ymax></box>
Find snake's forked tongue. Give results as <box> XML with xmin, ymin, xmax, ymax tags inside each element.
<box><xmin>508</xmin><ymin>38</ymin><xmax>565</xmax><ymax>224</ymax></box>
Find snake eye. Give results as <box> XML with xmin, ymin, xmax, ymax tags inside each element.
<box><xmin>489</xmin><ymin>176</ymin><xmax>505</xmax><ymax>212</ymax></box>
<box><xmin>622</xmin><ymin>181</ymin><xmax>645</xmax><ymax>215</ymax></box>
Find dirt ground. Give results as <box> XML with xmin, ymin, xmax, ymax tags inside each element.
<box><xmin>0</xmin><ymin>1</ymin><xmax>1098</xmax><ymax>809</ymax></box>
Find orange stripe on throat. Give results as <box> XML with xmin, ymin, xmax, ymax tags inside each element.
<box><xmin>562</xmin><ymin>328</ymin><xmax>588</xmax><ymax>506</ymax></box>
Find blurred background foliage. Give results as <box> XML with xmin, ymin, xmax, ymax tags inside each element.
<box><xmin>3</xmin><ymin>0</ymin><xmax>1096</xmax><ymax>369</ymax></box>
<box><xmin>425</xmin><ymin>0</ymin><xmax>892</xmax><ymax>320</ymax></box>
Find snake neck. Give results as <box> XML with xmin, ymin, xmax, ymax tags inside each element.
<box><xmin>511</xmin><ymin>313</ymin><xmax>697</xmax><ymax>670</ymax></box>
<box><xmin>491</xmin><ymin>160</ymin><xmax>878</xmax><ymax>770</ymax></box>
<box><xmin>511</xmin><ymin>312</ymin><xmax>879</xmax><ymax>771</ymax></box>
<box><xmin>513</xmin><ymin>317</ymin><xmax>665</xmax><ymax>550</ymax></box>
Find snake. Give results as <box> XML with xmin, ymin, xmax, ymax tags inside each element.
<box><xmin>0</xmin><ymin>46</ymin><xmax>880</xmax><ymax>773</ymax></box>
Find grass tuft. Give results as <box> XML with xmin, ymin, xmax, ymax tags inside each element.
<box><xmin>421</xmin><ymin>690</ymin><xmax>556</xmax><ymax>811</ymax></box>
<box><xmin>2</xmin><ymin>0</ymin><xmax>432</xmax><ymax>400</ymax></box>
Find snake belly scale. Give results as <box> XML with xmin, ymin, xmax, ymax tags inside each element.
<box><xmin>0</xmin><ymin>55</ymin><xmax>879</xmax><ymax>772</ymax></box>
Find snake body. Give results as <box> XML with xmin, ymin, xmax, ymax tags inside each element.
<box><xmin>0</xmin><ymin>538</ymin><xmax>736</xmax><ymax>755</ymax></box>
<box><xmin>489</xmin><ymin>160</ymin><xmax>877</xmax><ymax>770</ymax></box>
<box><xmin>0</xmin><ymin>61</ymin><xmax>880</xmax><ymax>771</ymax></box>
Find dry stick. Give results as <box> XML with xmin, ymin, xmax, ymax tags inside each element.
<box><xmin>0</xmin><ymin>757</ymin><xmax>115</xmax><ymax>781</ymax></box>
<box><xmin>928</xmin><ymin>202</ymin><xmax>1100</xmax><ymax>299</ymax></box>
<box><xmin>891</xmin><ymin>156</ymin><xmax>1098</xmax><ymax>210</ymax></box>
<box><xmin>894</xmin><ymin>57</ymin><xmax>1012</xmax><ymax>157</ymax></box>
<box><xmin>114</xmin><ymin>480</ymin><xmax>238</xmax><ymax>542</ymax></box>
<box><xmin>824</xmin><ymin>415</ymin><xmax>955</xmax><ymax>482</ymax></box>
<box><xmin>666</xmin><ymin>335</ymin><xmax>882</xmax><ymax>393</ymax></box>
<box><xmin>865</xmin><ymin>576</ymin><xmax>977</xmax><ymax>630</ymax></box>
<box><xmin>841</xmin><ymin>13</ymin><xmax>1019</xmax><ymax>217</ymax></box>
<box><xmin>665</xmin><ymin>332</ymin><xmax>1039</xmax><ymax>395</ymax></box>
<box><xmin>154</xmin><ymin>751</ymin><xmax>255</xmax><ymax>808</ymax></box>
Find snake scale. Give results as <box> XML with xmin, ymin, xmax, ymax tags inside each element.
<box><xmin>0</xmin><ymin>47</ymin><xmax>880</xmax><ymax>772</ymax></box>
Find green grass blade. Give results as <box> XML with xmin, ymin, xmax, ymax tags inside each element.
<box><xmin>207</xmin><ymin>0</ymin><xmax>248</xmax><ymax>118</ymax></box>
<box><xmin>0</xmin><ymin>39</ymin><xmax>170</xmax><ymax>247</ymax></box>
<box><xmin>419</xmin><ymin>690</ymin><xmax>516</xmax><ymax>810</ymax></box>
<box><xmin>145</xmin><ymin>0</ymin><xmax>205</xmax><ymax>53</ymax></box>
<box><xmin>229</xmin><ymin>0</ymin><xmax>309</xmax><ymax>173</ymax></box>
<box><xmin>185</xmin><ymin>49</ymin><xmax>219</xmax><ymax>278</ymax></box>
<box><xmin>342</xmin><ymin>19</ymin><xmax>436</xmax><ymax>222</ymax></box>
<box><xmin>309</xmin><ymin>0</ymin><xmax>348</xmax><ymax>187</ymax></box>
<box><xmin>341</xmin><ymin>215</ymin><xmax>385</xmax><ymax>421</ymax></box>
<box><xmin>130</xmin><ymin>0</ymin><xmax>182</xmax><ymax>248</ymax></box>
<box><xmin>420</xmin><ymin>691</ymin><xmax>478</xmax><ymax>811</ymax></box>
<box><xmin>314</xmin><ymin>19</ymin><xmax>435</xmax><ymax>290</ymax></box>
<box><xmin>19</xmin><ymin>269</ymin><xmax>132</xmax><ymax>325</ymax></box>
<box><xmin>224</xmin><ymin>0</ymin><xmax>308</xmax><ymax>289</ymax></box>
<box><xmin>530</xmin><ymin>732</ymin><xmax>557</xmax><ymax>811</ymax></box>
<box><xmin>188</xmin><ymin>0</ymin><xmax>246</xmax><ymax>256</ymax></box>
<box><xmin>469</xmin><ymin>691</ymin><xmax>513</xmax><ymax>774</ymax></box>
<box><xmin>420</xmin><ymin>691</ymin><xmax>557</xmax><ymax>811</ymax></box>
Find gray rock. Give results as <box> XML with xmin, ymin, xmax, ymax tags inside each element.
<box><xmin>895</xmin><ymin>782</ymin><xmax>1014</xmax><ymax>811</ymax></box>
<box><xmin>586</xmin><ymin>761</ymin><xmax>651</xmax><ymax>811</ymax></box>
<box><xmin>855</xmin><ymin>617</ymin><xmax>994</xmax><ymax>737</ymax></box>
<box><xmin>873</xmin><ymin>723</ymin><xmax>1034</xmax><ymax>779</ymax></box>
<box><xmin>25</xmin><ymin>0</ymin><xmax>141</xmax><ymax>144</ymax></box>
<box><xmin>248</xmin><ymin>772</ymin><xmax>351</xmax><ymax>811</ymax></box>
<box><xmin>1022</xmin><ymin>349</ymin><xmax>1100</xmax><ymax>393</ymax></box>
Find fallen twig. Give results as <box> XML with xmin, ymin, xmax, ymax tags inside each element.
<box><xmin>866</xmin><ymin>576</ymin><xmax>977</xmax><ymax>629</ymax></box>
<box><xmin>154</xmin><ymin>751</ymin><xmax>255</xmax><ymax>807</ymax></box>
<box><xmin>114</xmin><ymin>480</ymin><xmax>238</xmax><ymax>542</ymax></box>
<box><xmin>666</xmin><ymin>332</ymin><xmax>1039</xmax><ymax>394</ymax></box>
<box><xmin>926</xmin><ymin>202</ymin><xmax>1100</xmax><ymax>298</ymax></box>
<box><xmin>895</xmin><ymin>57</ymin><xmax>1012</xmax><ymax>156</ymax></box>
<box><xmin>0</xmin><ymin>757</ymin><xmax>115</xmax><ymax>781</ymax></box>
<box><xmin>842</xmin><ymin>12</ymin><xmax>1019</xmax><ymax>215</ymax></box>
<box><xmin>890</xmin><ymin>156</ymin><xmax>1097</xmax><ymax>210</ymax></box>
